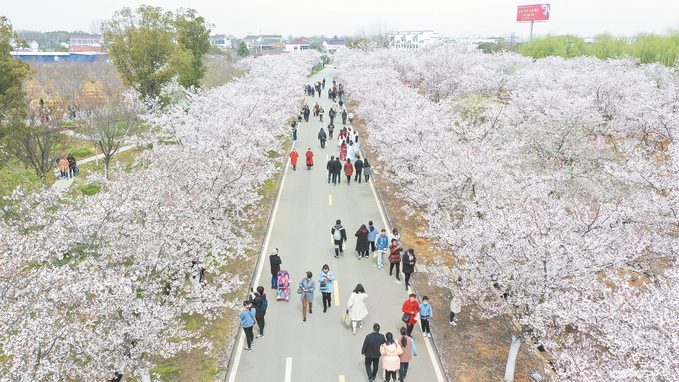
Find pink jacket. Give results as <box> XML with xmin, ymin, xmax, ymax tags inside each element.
<box><xmin>380</xmin><ymin>342</ymin><xmax>403</xmax><ymax>371</ymax></box>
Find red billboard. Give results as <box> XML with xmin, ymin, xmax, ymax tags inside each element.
<box><xmin>517</xmin><ymin>4</ymin><xmax>551</xmax><ymax>22</ymax></box>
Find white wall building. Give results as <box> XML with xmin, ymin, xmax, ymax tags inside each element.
<box><xmin>323</xmin><ymin>39</ymin><xmax>348</xmax><ymax>55</ymax></box>
<box><xmin>389</xmin><ymin>30</ymin><xmax>439</xmax><ymax>50</ymax></box>
<box><xmin>285</xmin><ymin>38</ymin><xmax>311</xmax><ymax>52</ymax></box>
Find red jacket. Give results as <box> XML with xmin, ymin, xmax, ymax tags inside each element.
<box><xmin>344</xmin><ymin>162</ymin><xmax>353</xmax><ymax>176</ymax></box>
<box><xmin>305</xmin><ymin>151</ymin><xmax>314</xmax><ymax>166</ymax></box>
<box><xmin>402</xmin><ymin>299</ymin><xmax>420</xmax><ymax>326</ymax></box>
<box><xmin>289</xmin><ymin>151</ymin><xmax>299</xmax><ymax>166</ymax></box>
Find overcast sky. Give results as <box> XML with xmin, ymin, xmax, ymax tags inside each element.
<box><xmin>4</xmin><ymin>0</ymin><xmax>679</xmax><ymax>39</ymax></box>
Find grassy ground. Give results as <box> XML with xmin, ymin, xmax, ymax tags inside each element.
<box><xmin>347</xmin><ymin>100</ymin><xmax>555</xmax><ymax>382</ymax></box>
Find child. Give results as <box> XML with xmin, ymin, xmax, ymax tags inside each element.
<box><xmin>420</xmin><ymin>296</ymin><xmax>432</xmax><ymax>337</ymax></box>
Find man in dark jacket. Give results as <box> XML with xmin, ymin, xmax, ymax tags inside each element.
<box><xmin>341</xmin><ymin>109</ymin><xmax>348</xmax><ymax>125</ymax></box>
<box><xmin>328</xmin><ymin>108</ymin><xmax>336</xmax><ymax>124</ymax></box>
<box><xmin>248</xmin><ymin>286</ymin><xmax>268</xmax><ymax>338</ymax></box>
<box><xmin>354</xmin><ymin>155</ymin><xmax>363</xmax><ymax>184</ymax></box>
<box><xmin>269</xmin><ymin>249</ymin><xmax>282</xmax><ymax>289</ymax></box>
<box><xmin>332</xmin><ymin>157</ymin><xmax>342</xmax><ymax>186</ymax></box>
<box><xmin>331</xmin><ymin>219</ymin><xmax>347</xmax><ymax>258</ymax></box>
<box><xmin>318</xmin><ymin>128</ymin><xmax>327</xmax><ymax>148</ymax></box>
<box><xmin>327</xmin><ymin>122</ymin><xmax>335</xmax><ymax>140</ymax></box>
<box><xmin>361</xmin><ymin>323</ymin><xmax>386</xmax><ymax>382</ymax></box>
<box><xmin>326</xmin><ymin>155</ymin><xmax>335</xmax><ymax>184</ymax></box>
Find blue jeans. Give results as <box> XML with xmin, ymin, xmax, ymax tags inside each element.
<box><xmin>331</xmin><ymin>172</ymin><xmax>338</xmax><ymax>184</ymax></box>
<box><xmin>271</xmin><ymin>275</ymin><xmax>277</xmax><ymax>288</ymax></box>
<box><xmin>328</xmin><ymin>171</ymin><xmax>332</xmax><ymax>182</ymax></box>
<box><xmin>399</xmin><ymin>362</ymin><xmax>410</xmax><ymax>380</ymax></box>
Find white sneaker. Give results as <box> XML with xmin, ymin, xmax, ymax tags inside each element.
<box><xmin>451</xmin><ymin>322</ymin><xmax>457</xmax><ymax>326</ymax></box>
<box><xmin>428</xmin><ymin>333</ymin><xmax>432</xmax><ymax>338</ymax></box>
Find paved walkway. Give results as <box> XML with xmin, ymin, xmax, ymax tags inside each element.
<box><xmin>51</xmin><ymin>144</ymin><xmax>136</xmax><ymax>190</ymax></box>
<box><xmin>226</xmin><ymin>68</ymin><xmax>446</xmax><ymax>382</ymax></box>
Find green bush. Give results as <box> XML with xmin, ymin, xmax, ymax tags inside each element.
<box><xmin>70</xmin><ymin>147</ymin><xmax>92</xmax><ymax>157</ymax></box>
<box><xmin>80</xmin><ymin>184</ymin><xmax>101</xmax><ymax>196</ymax></box>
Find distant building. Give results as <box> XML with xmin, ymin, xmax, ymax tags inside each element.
<box><xmin>11</xmin><ymin>39</ymin><xmax>40</xmax><ymax>52</ymax></box>
<box><xmin>323</xmin><ymin>39</ymin><xmax>348</xmax><ymax>55</ymax></box>
<box><xmin>389</xmin><ymin>30</ymin><xmax>439</xmax><ymax>50</ymax></box>
<box><xmin>243</xmin><ymin>35</ymin><xmax>260</xmax><ymax>49</ymax></box>
<box><xmin>209</xmin><ymin>34</ymin><xmax>233</xmax><ymax>49</ymax></box>
<box><xmin>11</xmin><ymin>51</ymin><xmax>107</xmax><ymax>63</ymax></box>
<box><xmin>285</xmin><ymin>38</ymin><xmax>311</xmax><ymax>52</ymax></box>
<box><xmin>260</xmin><ymin>34</ymin><xmax>283</xmax><ymax>44</ymax></box>
<box><xmin>69</xmin><ymin>34</ymin><xmax>103</xmax><ymax>52</ymax></box>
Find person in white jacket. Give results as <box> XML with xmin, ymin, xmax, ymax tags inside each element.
<box><xmin>347</xmin><ymin>284</ymin><xmax>369</xmax><ymax>335</ymax></box>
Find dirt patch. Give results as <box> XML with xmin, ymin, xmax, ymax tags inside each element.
<box><xmin>347</xmin><ymin>100</ymin><xmax>554</xmax><ymax>382</ymax></box>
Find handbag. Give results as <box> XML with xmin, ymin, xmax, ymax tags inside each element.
<box><xmin>401</xmin><ymin>313</ymin><xmax>410</xmax><ymax>323</ymax></box>
<box><xmin>342</xmin><ymin>309</ymin><xmax>352</xmax><ymax>326</ymax></box>
<box><xmin>319</xmin><ymin>280</ymin><xmax>327</xmax><ymax>291</ymax></box>
<box><xmin>297</xmin><ymin>286</ymin><xmax>303</xmax><ymax>294</ymax></box>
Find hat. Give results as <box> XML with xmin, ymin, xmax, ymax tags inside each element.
<box><xmin>271</xmin><ymin>249</ymin><xmax>277</xmax><ymax>254</ymax></box>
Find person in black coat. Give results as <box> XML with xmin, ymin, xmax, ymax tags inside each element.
<box><xmin>362</xmin><ymin>323</ymin><xmax>386</xmax><ymax>382</ymax></box>
<box><xmin>269</xmin><ymin>249</ymin><xmax>282</xmax><ymax>289</ymax></box>
<box><xmin>354</xmin><ymin>155</ymin><xmax>363</xmax><ymax>183</ymax></box>
<box><xmin>332</xmin><ymin>158</ymin><xmax>342</xmax><ymax>186</ymax></box>
<box><xmin>248</xmin><ymin>286</ymin><xmax>268</xmax><ymax>337</ymax></box>
<box><xmin>402</xmin><ymin>249</ymin><xmax>417</xmax><ymax>291</ymax></box>
<box><xmin>326</xmin><ymin>155</ymin><xmax>335</xmax><ymax>184</ymax></box>
<box><xmin>327</xmin><ymin>122</ymin><xmax>335</xmax><ymax>140</ymax></box>
<box><xmin>318</xmin><ymin>128</ymin><xmax>327</xmax><ymax>148</ymax></box>
<box><xmin>342</xmin><ymin>109</ymin><xmax>348</xmax><ymax>125</ymax></box>
<box><xmin>355</xmin><ymin>224</ymin><xmax>370</xmax><ymax>259</ymax></box>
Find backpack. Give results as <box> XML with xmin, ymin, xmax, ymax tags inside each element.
<box><xmin>260</xmin><ymin>295</ymin><xmax>268</xmax><ymax>311</ymax></box>
<box><xmin>333</xmin><ymin>227</ymin><xmax>342</xmax><ymax>241</ymax></box>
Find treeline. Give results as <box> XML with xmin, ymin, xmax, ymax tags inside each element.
<box><xmin>480</xmin><ymin>29</ymin><xmax>679</xmax><ymax>67</ymax></box>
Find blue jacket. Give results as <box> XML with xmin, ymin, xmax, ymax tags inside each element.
<box><xmin>419</xmin><ymin>302</ymin><xmax>432</xmax><ymax>320</ymax></box>
<box><xmin>376</xmin><ymin>234</ymin><xmax>389</xmax><ymax>250</ymax></box>
<box><xmin>239</xmin><ymin>307</ymin><xmax>256</xmax><ymax>328</ymax></box>
<box><xmin>318</xmin><ymin>270</ymin><xmax>335</xmax><ymax>293</ymax></box>
<box><xmin>367</xmin><ymin>225</ymin><xmax>378</xmax><ymax>241</ymax></box>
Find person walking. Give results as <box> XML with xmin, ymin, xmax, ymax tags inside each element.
<box><xmin>327</xmin><ymin>122</ymin><xmax>334</xmax><ymax>140</ymax></box>
<box><xmin>304</xmin><ymin>105</ymin><xmax>310</xmax><ymax>122</ymax></box>
<box><xmin>328</xmin><ymin>107</ymin><xmax>336</xmax><ymax>125</ymax></box>
<box><xmin>318</xmin><ymin>127</ymin><xmax>327</xmax><ymax>148</ymax></box>
<box><xmin>344</xmin><ymin>159</ymin><xmax>354</xmax><ymax>186</ymax></box>
<box><xmin>347</xmin><ymin>140</ymin><xmax>356</xmax><ymax>162</ymax></box>
<box><xmin>347</xmin><ymin>283</ymin><xmax>369</xmax><ymax>335</ymax></box>
<box><xmin>398</xmin><ymin>326</ymin><xmax>418</xmax><ymax>381</ymax></box>
<box><xmin>239</xmin><ymin>301</ymin><xmax>257</xmax><ymax>352</ymax></box>
<box><xmin>402</xmin><ymin>249</ymin><xmax>417</xmax><ymax>291</ymax></box>
<box><xmin>450</xmin><ymin>288</ymin><xmax>462</xmax><ymax>326</ymax></box>
<box><xmin>339</xmin><ymin>141</ymin><xmax>348</xmax><ymax>161</ymax></box>
<box><xmin>318</xmin><ymin>264</ymin><xmax>335</xmax><ymax>313</ymax></box>
<box><xmin>366</xmin><ymin>221</ymin><xmax>378</xmax><ymax>254</ymax></box>
<box><xmin>67</xmin><ymin>153</ymin><xmax>77</xmax><ymax>179</ymax></box>
<box><xmin>355</xmin><ymin>224</ymin><xmax>370</xmax><ymax>259</ymax></box>
<box><xmin>419</xmin><ymin>296</ymin><xmax>432</xmax><ymax>338</ymax></box>
<box><xmin>380</xmin><ymin>332</ymin><xmax>404</xmax><ymax>382</ymax></box>
<box><xmin>375</xmin><ymin>229</ymin><xmax>389</xmax><ymax>269</ymax></box>
<box><xmin>319</xmin><ymin>106</ymin><xmax>324</xmax><ymax>122</ymax></box>
<box><xmin>362</xmin><ymin>323</ymin><xmax>386</xmax><ymax>382</ymax></box>
<box><xmin>248</xmin><ymin>286</ymin><xmax>268</xmax><ymax>338</ymax></box>
<box><xmin>322</xmin><ymin>78</ymin><xmax>325</xmax><ymax>89</ymax></box>
<box><xmin>331</xmin><ymin>219</ymin><xmax>347</xmax><ymax>258</ymax></box>
<box><xmin>354</xmin><ymin>155</ymin><xmax>363</xmax><ymax>183</ymax></box>
<box><xmin>299</xmin><ymin>271</ymin><xmax>315</xmax><ymax>322</ymax></box>
<box><xmin>269</xmin><ymin>248</ymin><xmax>282</xmax><ymax>289</ymax></box>
<box><xmin>332</xmin><ymin>156</ymin><xmax>342</xmax><ymax>186</ymax></box>
<box><xmin>363</xmin><ymin>158</ymin><xmax>371</xmax><ymax>183</ymax></box>
<box><xmin>391</xmin><ymin>228</ymin><xmax>401</xmax><ymax>246</ymax></box>
<box><xmin>342</xmin><ymin>109</ymin><xmax>348</xmax><ymax>125</ymax></box>
<box><xmin>327</xmin><ymin>156</ymin><xmax>335</xmax><ymax>183</ymax></box>
<box><xmin>289</xmin><ymin>149</ymin><xmax>299</xmax><ymax>171</ymax></box>
<box><xmin>305</xmin><ymin>148</ymin><xmax>314</xmax><ymax>171</ymax></box>
<box><xmin>292</xmin><ymin>122</ymin><xmax>298</xmax><ymax>140</ymax></box>
<box><xmin>401</xmin><ymin>294</ymin><xmax>420</xmax><ymax>336</ymax></box>
<box><xmin>389</xmin><ymin>239</ymin><xmax>403</xmax><ymax>281</ymax></box>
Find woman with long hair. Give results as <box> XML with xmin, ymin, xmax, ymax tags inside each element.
<box><xmin>398</xmin><ymin>326</ymin><xmax>418</xmax><ymax>381</ymax></box>
<box><xmin>346</xmin><ymin>284</ymin><xmax>368</xmax><ymax>335</ymax></box>
<box><xmin>380</xmin><ymin>332</ymin><xmax>403</xmax><ymax>382</ymax></box>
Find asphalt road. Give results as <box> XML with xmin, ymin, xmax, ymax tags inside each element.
<box><xmin>226</xmin><ymin>68</ymin><xmax>446</xmax><ymax>382</ymax></box>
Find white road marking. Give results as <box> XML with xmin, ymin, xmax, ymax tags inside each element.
<box><xmin>329</xmin><ymin>195</ymin><xmax>333</xmax><ymax>205</ymax></box>
<box><xmin>334</xmin><ymin>280</ymin><xmax>340</xmax><ymax>306</ymax></box>
<box><xmin>227</xmin><ymin>140</ymin><xmax>295</xmax><ymax>382</ymax></box>
<box><xmin>285</xmin><ymin>357</ymin><xmax>293</xmax><ymax>382</ymax></box>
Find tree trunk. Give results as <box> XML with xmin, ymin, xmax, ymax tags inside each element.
<box><xmin>503</xmin><ymin>333</ymin><xmax>522</xmax><ymax>382</ymax></box>
<box><xmin>140</xmin><ymin>368</ymin><xmax>152</xmax><ymax>382</ymax></box>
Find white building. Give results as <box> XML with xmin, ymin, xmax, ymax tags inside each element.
<box><xmin>389</xmin><ymin>30</ymin><xmax>439</xmax><ymax>50</ymax></box>
<box><xmin>323</xmin><ymin>39</ymin><xmax>348</xmax><ymax>55</ymax></box>
<box><xmin>285</xmin><ymin>38</ymin><xmax>311</xmax><ymax>52</ymax></box>
<box><xmin>209</xmin><ymin>34</ymin><xmax>232</xmax><ymax>49</ymax></box>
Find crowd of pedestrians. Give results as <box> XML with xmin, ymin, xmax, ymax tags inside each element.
<box><xmin>237</xmin><ymin>75</ymin><xmax>458</xmax><ymax>381</ymax></box>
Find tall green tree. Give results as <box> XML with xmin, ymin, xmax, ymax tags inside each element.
<box><xmin>174</xmin><ymin>8</ymin><xmax>212</xmax><ymax>88</ymax></box>
<box><xmin>0</xmin><ymin>17</ymin><xmax>31</xmax><ymax>142</ymax></box>
<box><xmin>589</xmin><ymin>33</ymin><xmax>628</xmax><ymax>59</ymax></box>
<box><xmin>101</xmin><ymin>6</ymin><xmax>211</xmax><ymax>104</ymax></box>
<box><xmin>237</xmin><ymin>41</ymin><xmax>249</xmax><ymax>57</ymax></box>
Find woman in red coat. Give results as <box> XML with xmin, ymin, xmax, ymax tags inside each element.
<box><xmin>343</xmin><ymin>159</ymin><xmax>353</xmax><ymax>186</ymax></box>
<box><xmin>401</xmin><ymin>294</ymin><xmax>420</xmax><ymax>336</ymax></box>
<box><xmin>289</xmin><ymin>149</ymin><xmax>299</xmax><ymax>171</ymax></box>
<box><xmin>305</xmin><ymin>148</ymin><xmax>314</xmax><ymax>170</ymax></box>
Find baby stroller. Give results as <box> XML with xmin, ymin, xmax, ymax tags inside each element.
<box><xmin>277</xmin><ymin>270</ymin><xmax>291</xmax><ymax>301</ymax></box>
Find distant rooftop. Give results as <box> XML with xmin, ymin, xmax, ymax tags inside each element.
<box><xmin>325</xmin><ymin>39</ymin><xmax>348</xmax><ymax>45</ymax></box>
